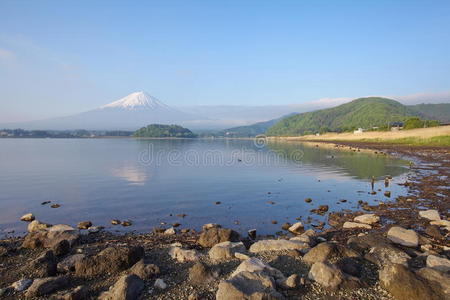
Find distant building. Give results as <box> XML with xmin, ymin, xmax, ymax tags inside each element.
<box><xmin>353</xmin><ymin>128</ymin><xmax>364</xmax><ymax>134</ymax></box>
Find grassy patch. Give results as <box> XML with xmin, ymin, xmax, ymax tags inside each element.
<box><xmin>357</xmin><ymin>135</ymin><xmax>450</xmax><ymax>147</ymax></box>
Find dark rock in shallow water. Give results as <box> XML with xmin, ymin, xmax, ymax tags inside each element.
<box><xmin>198</xmin><ymin>228</ymin><xmax>240</xmax><ymax>248</ymax></box>
<box><xmin>248</xmin><ymin>229</ymin><xmax>257</xmax><ymax>239</ymax></box>
<box><xmin>50</xmin><ymin>204</ymin><xmax>61</xmax><ymax>208</ymax></box>
<box><xmin>75</xmin><ymin>246</ymin><xmax>144</xmax><ymax>276</ymax></box>
<box><xmin>77</xmin><ymin>221</ymin><xmax>92</xmax><ymax>229</ymax></box>
<box><xmin>111</xmin><ymin>219</ymin><xmax>121</xmax><ymax>225</ymax></box>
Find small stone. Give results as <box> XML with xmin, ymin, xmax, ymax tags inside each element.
<box><xmin>154</xmin><ymin>279</ymin><xmax>167</xmax><ymax>289</ymax></box>
<box><xmin>304</xmin><ymin>198</ymin><xmax>312</xmax><ymax>203</ymax></box>
<box><xmin>354</xmin><ymin>214</ymin><xmax>380</xmax><ymax>225</ymax></box>
<box><xmin>387</xmin><ymin>226</ymin><xmax>419</xmax><ymax>247</ymax></box>
<box><xmin>215</xmin><ymin>201</ymin><xmax>221</xmax><ymax>205</ymax></box>
<box><xmin>11</xmin><ymin>279</ymin><xmax>33</xmax><ymax>291</ymax></box>
<box><xmin>169</xmin><ymin>246</ymin><xmax>200</xmax><ymax>262</ymax></box>
<box><xmin>234</xmin><ymin>252</ymin><xmax>250</xmax><ymax>260</ymax></box>
<box><xmin>281</xmin><ymin>223</ymin><xmax>291</xmax><ymax>231</ymax></box>
<box><xmin>77</xmin><ymin>221</ymin><xmax>92</xmax><ymax>229</ymax></box>
<box><xmin>426</xmin><ymin>255</ymin><xmax>450</xmax><ymax>272</ymax></box>
<box><xmin>121</xmin><ymin>220</ymin><xmax>132</xmax><ymax>227</ymax></box>
<box><xmin>281</xmin><ymin>274</ymin><xmax>298</xmax><ymax>289</ymax></box>
<box><xmin>288</xmin><ymin>222</ymin><xmax>304</xmax><ymax>234</ymax></box>
<box><xmin>172</xmin><ymin>223</ymin><xmax>180</xmax><ymax>227</ymax></box>
<box><xmin>419</xmin><ymin>210</ymin><xmax>441</xmax><ymax>221</ymax></box>
<box><xmin>198</xmin><ymin>227</ymin><xmax>240</xmax><ymax>248</ymax></box>
<box><xmin>384</xmin><ymin>191</ymin><xmax>391</xmax><ymax>197</ymax></box>
<box><xmin>88</xmin><ymin>226</ymin><xmax>103</xmax><ymax>234</ymax></box>
<box><xmin>209</xmin><ymin>241</ymin><xmax>246</xmax><ymax>261</ymax></box>
<box><xmin>20</xmin><ymin>213</ymin><xmax>35</xmax><ymax>222</ymax></box>
<box><xmin>430</xmin><ymin>220</ymin><xmax>450</xmax><ymax>227</ymax></box>
<box><xmin>271</xmin><ymin>220</ymin><xmax>278</xmax><ymax>224</ymax></box>
<box><xmin>180</xmin><ymin>228</ymin><xmax>190</xmax><ymax>233</ymax></box>
<box><xmin>343</xmin><ymin>222</ymin><xmax>372</xmax><ymax>230</ymax></box>
<box><xmin>27</xmin><ymin>220</ymin><xmax>51</xmax><ymax>232</ymax></box>
<box><xmin>164</xmin><ymin>227</ymin><xmax>176</xmax><ymax>235</ymax></box>
<box><xmin>50</xmin><ymin>204</ymin><xmax>61</xmax><ymax>208</ymax></box>
<box><xmin>111</xmin><ymin>219</ymin><xmax>121</xmax><ymax>225</ymax></box>
<box><xmin>202</xmin><ymin>223</ymin><xmax>220</xmax><ymax>230</ymax></box>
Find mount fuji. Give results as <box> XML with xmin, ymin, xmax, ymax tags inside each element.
<box><xmin>2</xmin><ymin>92</ymin><xmax>205</xmax><ymax>130</ymax></box>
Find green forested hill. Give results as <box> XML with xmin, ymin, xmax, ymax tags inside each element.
<box><xmin>407</xmin><ymin>103</ymin><xmax>450</xmax><ymax>123</ymax></box>
<box><xmin>266</xmin><ymin>97</ymin><xmax>421</xmax><ymax>136</ymax></box>
<box><xmin>133</xmin><ymin>124</ymin><xmax>196</xmax><ymax>138</ymax></box>
<box><xmin>220</xmin><ymin>113</ymin><xmax>297</xmax><ymax>137</ymax></box>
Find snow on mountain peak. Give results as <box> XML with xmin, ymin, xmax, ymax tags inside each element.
<box><xmin>101</xmin><ymin>91</ymin><xmax>170</xmax><ymax>110</ymax></box>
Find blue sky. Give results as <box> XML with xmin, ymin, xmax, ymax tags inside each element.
<box><xmin>0</xmin><ymin>0</ymin><xmax>449</xmax><ymax>121</ymax></box>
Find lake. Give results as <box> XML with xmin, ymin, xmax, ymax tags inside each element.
<box><xmin>0</xmin><ymin>138</ymin><xmax>410</xmax><ymax>237</ymax></box>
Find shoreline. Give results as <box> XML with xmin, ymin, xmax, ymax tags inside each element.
<box><xmin>0</xmin><ymin>141</ymin><xmax>448</xmax><ymax>299</ymax></box>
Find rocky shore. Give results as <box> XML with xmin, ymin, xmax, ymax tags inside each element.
<box><xmin>0</xmin><ymin>143</ymin><xmax>449</xmax><ymax>300</ymax></box>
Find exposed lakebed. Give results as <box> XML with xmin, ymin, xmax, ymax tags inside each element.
<box><xmin>0</xmin><ymin>138</ymin><xmax>410</xmax><ymax>237</ymax></box>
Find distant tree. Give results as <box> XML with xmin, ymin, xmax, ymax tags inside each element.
<box><xmin>133</xmin><ymin>124</ymin><xmax>196</xmax><ymax>138</ymax></box>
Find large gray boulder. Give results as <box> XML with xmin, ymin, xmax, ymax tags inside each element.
<box><xmin>379</xmin><ymin>264</ymin><xmax>440</xmax><ymax>300</ymax></box>
<box><xmin>216</xmin><ymin>271</ymin><xmax>284</xmax><ymax>300</ymax></box>
<box><xmin>22</xmin><ymin>224</ymin><xmax>79</xmax><ymax>249</ymax></box>
<box><xmin>209</xmin><ymin>241</ymin><xmax>246</xmax><ymax>261</ymax></box>
<box><xmin>387</xmin><ymin>226</ymin><xmax>419</xmax><ymax>247</ymax></box>
<box><xmin>169</xmin><ymin>246</ymin><xmax>201</xmax><ymax>262</ymax></box>
<box><xmin>309</xmin><ymin>262</ymin><xmax>343</xmax><ymax>290</ymax></box>
<box><xmin>249</xmin><ymin>239</ymin><xmax>309</xmax><ymax>253</ymax></box>
<box><xmin>75</xmin><ymin>246</ymin><xmax>144</xmax><ymax>276</ymax></box>
<box><xmin>364</xmin><ymin>245</ymin><xmax>411</xmax><ymax>267</ymax></box>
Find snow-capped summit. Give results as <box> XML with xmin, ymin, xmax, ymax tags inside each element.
<box><xmin>101</xmin><ymin>91</ymin><xmax>170</xmax><ymax>110</ymax></box>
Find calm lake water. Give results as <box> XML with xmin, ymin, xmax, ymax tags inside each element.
<box><xmin>0</xmin><ymin>138</ymin><xmax>410</xmax><ymax>237</ymax></box>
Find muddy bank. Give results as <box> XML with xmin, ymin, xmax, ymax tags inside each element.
<box><xmin>0</xmin><ymin>143</ymin><xmax>448</xmax><ymax>300</ymax></box>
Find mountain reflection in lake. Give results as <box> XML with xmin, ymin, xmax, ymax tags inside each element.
<box><xmin>0</xmin><ymin>138</ymin><xmax>410</xmax><ymax>237</ymax></box>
